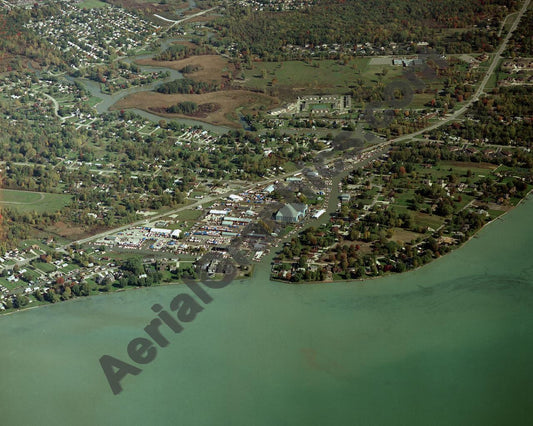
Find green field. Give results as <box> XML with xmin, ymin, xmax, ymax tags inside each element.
<box><xmin>243</xmin><ymin>58</ymin><xmax>399</xmax><ymax>94</ymax></box>
<box><xmin>174</xmin><ymin>208</ymin><xmax>204</xmax><ymax>221</ymax></box>
<box><xmin>0</xmin><ymin>189</ymin><xmax>72</xmax><ymax>213</ymax></box>
<box><xmin>78</xmin><ymin>0</ymin><xmax>108</xmax><ymax>8</ymax></box>
<box><xmin>32</xmin><ymin>260</ymin><xmax>57</xmax><ymax>273</ymax></box>
<box><xmin>242</xmin><ymin>57</ymin><xmax>452</xmax><ymax>109</ymax></box>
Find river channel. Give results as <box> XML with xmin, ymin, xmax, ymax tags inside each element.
<box><xmin>72</xmin><ymin>37</ymin><xmax>230</xmax><ymax>134</ymax></box>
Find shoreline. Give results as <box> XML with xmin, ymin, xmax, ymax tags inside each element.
<box><xmin>1</xmin><ymin>191</ymin><xmax>531</xmax><ymax>317</ymax></box>
<box><xmin>270</xmin><ymin>189</ymin><xmax>533</xmax><ymax>285</ymax></box>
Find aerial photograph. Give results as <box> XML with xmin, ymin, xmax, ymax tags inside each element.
<box><xmin>0</xmin><ymin>0</ymin><xmax>531</xmax><ymax>424</ymax></box>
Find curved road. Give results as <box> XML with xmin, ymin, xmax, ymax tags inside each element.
<box><xmin>11</xmin><ymin>0</ymin><xmax>531</xmax><ymax>266</ymax></box>
<box><xmin>67</xmin><ymin>0</ymin><xmax>533</xmax><ymax>247</ymax></box>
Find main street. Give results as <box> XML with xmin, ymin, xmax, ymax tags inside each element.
<box><xmin>10</xmin><ymin>0</ymin><xmax>531</xmax><ymax>267</ymax></box>
<box><xmin>67</xmin><ymin>0</ymin><xmax>531</xmax><ymax>247</ymax></box>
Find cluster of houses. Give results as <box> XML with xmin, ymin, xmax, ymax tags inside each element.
<box><xmin>236</xmin><ymin>0</ymin><xmax>317</xmax><ymax>11</ymax></box>
<box><xmin>24</xmin><ymin>2</ymin><xmax>158</xmax><ymax>67</ymax></box>
<box><xmin>277</xmin><ymin>40</ymin><xmax>433</xmax><ymax>58</ymax></box>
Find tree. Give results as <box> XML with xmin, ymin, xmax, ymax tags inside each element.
<box><xmin>123</xmin><ymin>257</ymin><xmax>143</xmax><ymax>276</ymax></box>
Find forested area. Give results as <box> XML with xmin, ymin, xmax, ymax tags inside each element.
<box><xmin>154</xmin><ymin>43</ymin><xmax>215</xmax><ymax>61</ymax></box>
<box><xmin>505</xmin><ymin>9</ymin><xmax>533</xmax><ymax>56</ymax></box>
<box><xmin>167</xmin><ymin>101</ymin><xmax>199</xmax><ymax>114</ymax></box>
<box><xmin>0</xmin><ymin>3</ymin><xmax>67</xmax><ymax>72</ymax></box>
<box><xmin>214</xmin><ymin>0</ymin><xmax>517</xmax><ymax>59</ymax></box>
<box><xmin>156</xmin><ymin>77</ymin><xmax>219</xmax><ymax>94</ymax></box>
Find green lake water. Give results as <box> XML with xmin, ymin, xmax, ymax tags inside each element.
<box><xmin>1</xmin><ymin>197</ymin><xmax>532</xmax><ymax>425</ymax></box>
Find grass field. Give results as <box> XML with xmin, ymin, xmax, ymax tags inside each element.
<box><xmin>241</xmin><ymin>58</ymin><xmax>401</xmax><ymax>100</ymax></box>
<box><xmin>175</xmin><ymin>208</ymin><xmax>204</xmax><ymax>221</ymax></box>
<box><xmin>32</xmin><ymin>260</ymin><xmax>57</xmax><ymax>273</ymax></box>
<box><xmin>78</xmin><ymin>0</ymin><xmax>108</xmax><ymax>8</ymax></box>
<box><xmin>0</xmin><ymin>189</ymin><xmax>72</xmax><ymax>214</ymax></box>
<box><xmin>240</xmin><ymin>57</ymin><xmax>453</xmax><ymax>109</ymax></box>
<box><xmin>389</xmin><ymin>228</ymin><xmax>423</xmax><ymax>244</ymax></box>
<box><xmin>411</xmin><ymin>211</ymin><xmax>445</xmax><ymax>229</ymax></box>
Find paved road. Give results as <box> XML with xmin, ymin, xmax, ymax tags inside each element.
<box><xmin>10</xmin><ymin>0</ymin><xmax>530</xmax><ymax>267</ymax></box>
<box><xmin>159</xmin><ymin>7</ymin><xmax>218</xmax><ymax>31</ymax></box>
<box><xmin>67</xmin><ymin>0</ymin><xmax>530</xmax><ymax>247</ymax></box>
<box><xmin>42</xmin><ymin>93</ymin><xmax>65</xmax><ymax>122</ymax></box>
<box><xmin>391</xmin><ymin>0</ymin><xmax>530</xmax><ymax>144</ymax></box>
<box><xmin>499</xmin><ymin>11</ymin><xmax>518</xmax><ymax>38</ymax></box>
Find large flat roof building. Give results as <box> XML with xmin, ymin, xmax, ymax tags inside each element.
<box><xmin>275</xmin><ymin>203</ymin><xmax>308</xmax><ymax>223</ymax></box>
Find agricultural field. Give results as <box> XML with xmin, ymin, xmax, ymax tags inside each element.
<box><xmin>0</xmin><ymin>189</ymin><xmax>72</xmax><ymax>214</ymax></box>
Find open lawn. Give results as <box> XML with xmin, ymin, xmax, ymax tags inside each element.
<box><xmin>412</xmin><ymin>161</ymin><xmax>497</xmax><ymax>180</ymax></box>
<box><xmin>389</xmin><ymin>228</ymin><xmax>423</xmax><ymax>244</ymax></box>
<box><xmin>395</xmin><ymin>205</ymin><xmax>445</xmax><ymax>230</ymax></box>
<box><xmin>0</xmin><ymin>277</ymin><xmax>24</xmax><ymax>292</ymax></box>
<box><xmin>111</xmin><ymin>90</ymin><xmax>278</xmax><ymax>128</ymax></box>
<box><xmin>439</xmin><ymin>161</ymin><xmax>497</xmax><ymax>171</ymax></box>
<box><xmin>175</xmin><ymin>208</ymin><xmax>204</xmax><ymax>221</ymax></box>
<box><xmin>78</xmin><ymin>0</ymin><xmax>108</xmax><ymax>8</ymax></box>
<box><xmin>0</xmin><ymin>189</ymin><xmax>71</xmax><ymax>214</ymax></box>
<box><xmin>32</xmin><ymin>260</ymin><xmax>57</xmax><ymax>273</ymax></box>
<box><xmin>240</xmin><ymin>58</ymin><xmax>396</xmax><ymax>99</ymax></box>
<box><xmin>412</xmin><ymin>211</ymin><xmax>445</xmax><ymax>230</ymax></box>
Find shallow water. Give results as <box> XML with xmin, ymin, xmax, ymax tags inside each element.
<box><xmin>1</xmin><ymin>197</ymin><xmax>532</xmax><ymax>425</ymax></box>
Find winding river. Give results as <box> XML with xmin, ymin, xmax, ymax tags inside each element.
<box><xmin>73</xmin><ymin>38</ymin><xmax>230</xmax><ymax>134</ymax></box>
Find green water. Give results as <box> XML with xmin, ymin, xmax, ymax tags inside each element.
<box><xmin>1</xmin><ymin>198</ymin><xmax>532</xmax><ymax>425</ymax></box>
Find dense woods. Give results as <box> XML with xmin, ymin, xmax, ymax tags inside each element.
<box><xmin>214</xmin><ymin>0</ymin><xmax>518</xmax><ymax>58</ymax></box>
<box><xmin>0</xmin><ymin>5</ymin><xmax>65</xmax><ymax>71</ymax></box>
<box><xmin>167</xmin><ymin>101</ymin><xmax>199</xmax><ymax>114</ymax></box>
<box><xmin>156</xmin><ymin>77</ymin><xmax>219</xmax><ymax>94</ymax></box>
<box><xmin>505</xmin><ymin>9</ymin><xmax>533</xmax><ymax>56</ymax></box>
<box><xmin>154</xmin><ymin>43</ymin><xmax>215</xmax><ymax>61</ymax></box>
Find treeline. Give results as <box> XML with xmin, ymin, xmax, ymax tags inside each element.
<box><xmin>388</xmin><ymin>140</ymin><xmax>532</xmax><ymax>169</ymax></box>
<box><xmin>180</xmin><ymin>64</ymin><xmax>203</xmax><ymax>74</ymax></box>
<box><xmin>154</xmin><ymin>43</ymin><xmax>215</xmax><ymax>61</ymax></box>
<box><xmin>167</xmin><ymin>101</ymin><xmax>198</xmax><ymax>114</ymax></box>
<box><xmin>0</xmin><ymin>207</ymin><xmax>64</xmax><ymax>254</ymax></box>
<box><xmin>214</xmin><ymin>0</ymin><xmax>517</xmax><ymax>58</ymax></box>
<box><xmin>156</xmin><ymin>78</ymin><xmax>219</xmax><ymax>94</ymax></box>
<box><xmin>505</xmin><ymin>9</ymin><xmax>532</xmax><ymax>56</ymax></box>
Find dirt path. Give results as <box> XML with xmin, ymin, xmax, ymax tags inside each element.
<box><xmin>0</xmin><ymin>189</ymin><xmax>45</xmax><ymax>205</ymax></box>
